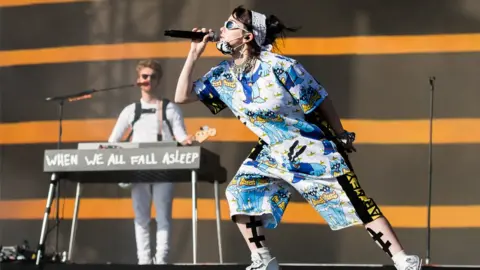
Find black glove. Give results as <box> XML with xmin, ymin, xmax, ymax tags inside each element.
<box><xmin>336</xmin><ymin>131</ymin><xmax>356</xmax><ymax>153</ymax></box>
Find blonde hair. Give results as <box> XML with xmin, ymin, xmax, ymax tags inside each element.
<box><xmin>136</xmin><ymin>59</ymin><xmax>162</xmax><ymax>79</ymax></box>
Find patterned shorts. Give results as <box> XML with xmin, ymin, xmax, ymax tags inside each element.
<box><xmin>225</xmin><ymin>143</ymin><xmax>383</xmax><ymax>230</ymax></box>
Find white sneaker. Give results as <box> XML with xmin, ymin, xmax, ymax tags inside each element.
<box><xmin>137</xmin><ymin>258</ymin><xmax>152</xmax><ymax>265</ymax></box>
<box><xmin>395</xmin><ymin>255</ymin><xmax>422</xmax><ymax>270</ymax></box>
<box><xmin>246</xmin><ymin>252</ymin><xmax>279</xmax><ymax>270</ymax></box>
<box><xmin>153</xmin><ymin>257</ymin><xmax>166</xmax><ymax>265</ymax></box>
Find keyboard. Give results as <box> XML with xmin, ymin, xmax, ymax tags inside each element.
<box><xmin>43</xmin><ymin>143</ymin><xmax>226</xmax><ymax>184</ymax></box>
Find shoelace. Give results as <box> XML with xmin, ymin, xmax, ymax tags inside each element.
<box><xmin>247</xmin><ymin>260</ymin><xmax>264</xmax><ymax>270</ymax></box>
<box><xmin>247</xmin><ymin>253</ymin><xmax>265</xmax><ymax>270</ymax></box>
<box><xmin>395</xmin><ymin>256</ymin><xmax>419</xmax><ymax>270</ymax></box>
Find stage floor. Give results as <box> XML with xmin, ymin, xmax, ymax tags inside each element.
<box><xmin>2</xmin><ymin>263</ymin><xmax>480</xmax><ymax>270</ymax></box>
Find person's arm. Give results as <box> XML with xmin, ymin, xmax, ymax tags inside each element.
<box><xmin>174</xmin><ymin>50</ymin><xmax>201</xmax><ymax>104</ymax></box>
<box><xmin>315</xmin><ymin>96</ymin><xmax>345</xmax><ymax>136</ymax></box>
<box><xmin>276</xmin><ymin>60</ymin><xmax>356</xmax><ymax>151</ymax></box>
<box><xmin>174</xmin><ymin>27</ymin><xmax>212</xmax><ymax>104</ymax></box>
<box><xmin>168</xmin><ymin>103</ymin><xmax>192</xmax><ymax>145</ymax></box>
<box><xmin>110</xmin><ymin>106</ymin><xmax>134</xmax><ymax>189</ymax></box>
<box><xmin>317</xmin><ymin>97</ymin><xmax>356</xmax><ymax>152</ymax></box>
<box><xmin>108</xmin><ymin>107</ymin><xmax>131</xmax><ymax>142</ymax></box>
<box><xmin>175</xmin><ymin>28</ymin><xmax>229</xmax><ymax>116</ymax></box>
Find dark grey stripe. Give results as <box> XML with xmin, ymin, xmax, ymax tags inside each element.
<box><xmin>2</xmin><ymin>0</ymin><xmax>479</xmax><ymax>50</ymax></box>
<box><xmin>0</xmin><ymin>219</ymin><xmax>476</xmax><ymax>265</ymax></box>
<box><xmin>2</xmin><ymin>52</ymin><xmax>480</xmax><ymax>122</ymax></box>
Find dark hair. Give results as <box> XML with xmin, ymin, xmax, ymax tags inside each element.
<box><xmin>231</xmin><ymin>5</ymin><xmax>298</xmax><ymax>57</ymax></box>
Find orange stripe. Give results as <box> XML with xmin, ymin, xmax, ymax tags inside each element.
<box><xmin>0</xmin><ymin>198</ymin><xmax>478</xmax><ymax>228</ymax></box>
<box><xmin>1</xmin><ymin>34</ymin><xmax>480</xmax><ymax>67</ymax></box>
<box><xmin>283</xmin><ymin>34</ymin><xmax>480</xmax><ymax>55</ymax></box>
<box><xmin>1</xmin><ymin>118</ymin><xmax>480</xmax><ymax>145</ymax></box>
<box><xmin>0</xmin><ymin>0</ymin><xmax>87</xmax><ymax>7</ymax></box>
<box><xmin>0</xmin><ymin>42</ymin><xmax>223</xmax><ymax>67</ymax></box>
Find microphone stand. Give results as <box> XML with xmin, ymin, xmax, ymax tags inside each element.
<box><xmin>36</xmin><ymin>83</ymin><xmax>137</xmax><ymax>266</ymax></box>
<box><xmin>425</xmin><ymin>76</ymin><xmax>436</xmax><ymax>265</ymax></box>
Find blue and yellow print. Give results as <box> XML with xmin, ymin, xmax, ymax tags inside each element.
<box><xmin>226</xmin><ymin>173</ymin><xmax>270</xmax><ymax>213</ymax></box>
<box><xmin>244</xmin><ymin>109</ymin><xmax>294</xmax><ymax>145</ymax></box>
<box><xmin>281</xmin><ymin>140</ymin><xmax>327</xmax><ymax>182</ymax></box>
<box><xmin>239</xmin><ymin>62</ymin><xmax>272</xmax><ymax>104</ymax></box>
<box><xmin>272</xmin><ymin>60</ymin><xmax>328</xmax><ymax>114</ymax></box>
<box><xmin>301</xmin><ymin>184</ymin><xmax>351</xmax><ymax>230</ymax></box>
<box><xmin>269</xmin><ymin>186</ymin><xmax>291</xmax><ymax>224</ymax></box>
<box><xmin>194</xmin><ymin>51</ymin><xmax>351</xmax><ymax>180</ymax></box>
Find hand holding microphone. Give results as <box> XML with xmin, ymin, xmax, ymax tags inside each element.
<box><xmin>164</xmin><ymin>28</ymin><xmax>217</xmax><ymax>58</ymax></box>
<box><xmin>164</xmin><ymin>29</ymin><xmax>218</xmax><ymax>41</ymax></box>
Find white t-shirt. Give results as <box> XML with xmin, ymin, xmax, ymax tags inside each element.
<box><xmin>108</xmin><ymin>99</ymin><xmax>188</xmax><ymax>143</ymax></box>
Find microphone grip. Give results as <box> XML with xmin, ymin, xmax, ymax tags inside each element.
<box><xmin>164</xmin><ymin>30</ymin><xmax>216</xmax><ymax>41</ymax></box>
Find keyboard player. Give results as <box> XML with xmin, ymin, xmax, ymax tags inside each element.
<box><xmin>108</xmin><ymin>59</ymin><xmax>192</xmax><ymax>265</ymax></box>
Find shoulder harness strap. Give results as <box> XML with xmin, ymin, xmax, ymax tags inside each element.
<box><xmin>162</xmin><ymin>98</ymin><xmax>175</xmax><ymax>141</ymax></box>
<box><xmin>124</xmin><ymin>101</ymin><xmax>142</xmax><ymax>142</ymax></box>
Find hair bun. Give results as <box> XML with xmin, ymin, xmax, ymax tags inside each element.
<box><xmin>263</xmin><ymin>14</ymin><xmax>298</xmax><ymax>48</ymax></box>
<box><xmin>266</xmin><ymin>15</ymin><xmax>282</xmax><ymax>34</ymax></box>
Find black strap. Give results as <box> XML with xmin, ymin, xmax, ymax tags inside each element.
<box><xmin>124</xmin><ymin>99</ymin><xmax>175</xmax><ymax>142</ymax></box>
<box><xmin>124</xmin><ymin>102</ymin><xmax>142</xmax><ymax>142</ymax></box>
<box><xmin>162</xmin><ymin>98</ymin><xmax>175</xmax><ymax>141</ymax></box>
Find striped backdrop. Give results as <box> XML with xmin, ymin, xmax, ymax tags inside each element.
<box><xmin>1</xmin><ymin>0</ymin><xmax>480</xmax><ymax>265</ymax></box>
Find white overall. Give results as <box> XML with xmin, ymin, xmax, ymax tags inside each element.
<box><xmin>108</xmin><ymin>99</ymin><xmax>188</xmax><ymax>264</ymax></box>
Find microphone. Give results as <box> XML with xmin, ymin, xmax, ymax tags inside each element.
<box><xmin>164</xmin><ymin>30</ymin><xmax>219</xmax><ymax>41</ymax></box>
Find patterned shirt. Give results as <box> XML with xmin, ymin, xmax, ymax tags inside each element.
<box><xmin>193</xmin><ymin>51</ymin><xmax>350</xmax><ymax>179</ymax></box>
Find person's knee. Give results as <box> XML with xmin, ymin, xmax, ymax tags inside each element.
<box><xmin>232</xmin><ymin>214</ymin><xmax>249</xmax><ymax>224</ymax></box>
<box><xmin>153</xmin><ymin>199</ymin><xmax>173</xmax><ymax>229</ymax></box>
<box><xmin>133</xmin><ymin>199</ymin><xmax>152</xmax><ymax>221</ymax></box>
<box><xmin>135</xmin><ymin>213</ymin><xmax>151</xmax><ymax>228</ymax></box>
<box><xmin>155</xmin><ymin>213</ymin><xmax>171</xmax><ymax>230</ymax></box>
<box><xmin>133</xmin><ymin>202</ymin><xmax>153</xmax><ymax>227</ymax></box>
<box><xmin>232</xmin><ymin>214</ymin><xmax>263</xmax><ymax>224</ymax></box>
<box><xmin>363</xmin><ymin>215</ymin><xmax>386</xmax><ymax>227</ymax></box>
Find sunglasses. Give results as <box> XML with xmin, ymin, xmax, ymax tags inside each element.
<box><xmin>224</xmin><ymin>20</ymin><xmax>249</xmax><ymax>32</ymax></box>
<box><xmin>141</xmin><ymin>74</ymin><xmax>158</xmax><ymax>80</ymax></box>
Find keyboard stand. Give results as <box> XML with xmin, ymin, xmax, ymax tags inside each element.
<box><xmin>66</xmin><ymin>170</ymin><xmax>224</xmax><ymax>265</ymax></box>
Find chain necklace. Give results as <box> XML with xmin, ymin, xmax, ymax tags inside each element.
<box><xmin>231</xmin><ymin>56</ymin><xmax>257</xmax><ymax>80</ymax></box>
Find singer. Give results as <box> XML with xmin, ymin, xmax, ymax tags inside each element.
<box><xmin>174</xmin><ymin>6</ymin><xmax>422</xmax><ymax>270</ymax></box>
<box><xmin>109</xmin><ymin>59</ymin><xmax>192</xmax><ymax>265</ymax></box>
